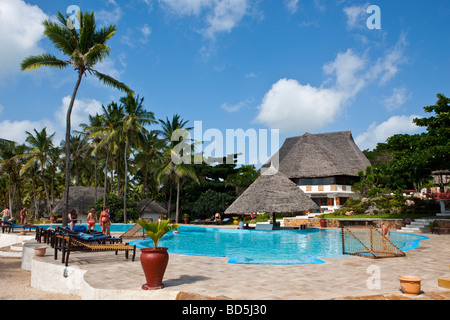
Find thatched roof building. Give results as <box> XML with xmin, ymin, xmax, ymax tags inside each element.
<box><xmin>138</xmin><ymin>198</ymin><xmax>167</xmax><ymax>220</ymax></box>
<box><xmin>53</xmin><ymin>186</ymin><xmax>105</xmax><ymax>216</ymax></box>
<box><xmin>225</xmin><ymin>171</ymin><xmax>319</xmax><ymax>214</ymax></box>
<box><xmin>263</xmin><ymin>131</ymin><xmax>370</xmax><ymax>179</ymax></box>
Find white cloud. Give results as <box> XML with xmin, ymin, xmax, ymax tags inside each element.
<box><xmin>255</xmin><ymin>79</ymin><xmax>346</xmax><ymax>133</ymax></box>
<box><xmin>204</xmin><ymin>0</ymin><xmax>248</xmax><ymax>39</ymax></box>
<box><xmin>355</xmin><ymin>115</ymin><xmax>421</xmax><ymax>151</ymax></box>
<box><xmin>221</xmin><ymin>97</ymin><xmax>254</xmax><ymax>113</ymax></box>
<box><xmin>158</xmin><ymin>0</ymin><xmax>249</xmax><ymax>39</ymax></box>
<box><xmin>159</xmin><ymin>0</ymin><xmax>211</xmax><ymax>16</ymax></box>
<box><xmin>0</xmin><ymin>96</ymin><xmax>103</xmax><ymax>145</ymax></box>
<box><xmin>284</xmin><ymin>0</ymin><xmax>299</xmax><ymax>13</ymax></box>
<box><xmin>0</xmin><ymin>0</ymin><xmax>48</xmax><ymax>82</ymax></box>
<box><xmin>141</xmin><ymin>24</ymin><xmax>152</xmax><ymax>43</ymax></box>
<box><xmin>255</xmin><ymin>35</ymin><xmax>408</xmax><ymax>134</ymax></box>
<box><xmin>343</xmin><ymin>3</ymin><xmax>368</xmax><ymax>29</ymax></box>
<box><xmin>0</xmin><ymin>119</ymin><xmax>57</xmax><ymax>145</ymax></box>
<box><xmin>96</xmin><ymin>1</ymin><xmax>123</xmax><ymax>26</ymax></box>
<box><xmin>384</xmin><ymin>87</ymin><xmax>411</xmax><ymax>111</ymax></box>
<box><xmin>54</xmin><ymin>96</ymin><xmax>103</xmax><ymax>134</ymax></box>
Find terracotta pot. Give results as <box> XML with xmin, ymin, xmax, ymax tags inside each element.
<box><xmin>320</xmin><ymin>219</ymin><xmax>327</xmax><ymax>228</ymax></box>
<box><xmin>183</xmin><ymin>217</ymin><xmax>189</xmax><ymax>224</ymax></box>
<box><xmin>50</xmin><ymin>217</ymin><xmax>55</xmax><ymax>224</ymax></box>
<box><xmin>34</xmin><ymin>246</ymin><xmax>47</xmax><ymax>257</ymax></box>
<box><xmin>399</xmin><ymin>275</ymin><xmax>422</xmax><ymax>295</ymax></box>
<box><xmin>140</xmin><ymin>247</ymin><xmax>169</xmax><ymax>290</ymax></box>
<box><xmin>20</xmin><ymin>230</ymin><xmax>27</xmax><ymax>236</ymax></box>
<box><xmin>233</xmin><ymin>220</ymin><xmax>239</xmax><ymax>225</ymax></box>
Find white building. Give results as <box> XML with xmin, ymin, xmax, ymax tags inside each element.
<box><xmin>263</xmin><ymin>131</ymin><xmax>371</xmax><ymax>213</ymax></box>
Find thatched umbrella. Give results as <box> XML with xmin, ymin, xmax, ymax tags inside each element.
<box><xmin>225</xmin><ymin>169</ymin><xmax>319</xmax><ymax>224</ymax></box>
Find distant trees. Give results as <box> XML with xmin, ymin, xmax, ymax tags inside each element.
<box><xmin>364</xmin><ymin>93</ymin><xmax>450</xmax><ymax>191</ymax></box>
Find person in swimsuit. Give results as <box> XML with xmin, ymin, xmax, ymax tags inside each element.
<box><xmin>100</xmin><ymin>206</ymin><xmax>110</xmax><ymax>235</ymax></box>
<box><xmin>87</xmin><ymin>208</ymin><xmax>97</xmax><ymax>232</ymax></box>
<box><xmin>20</xmin><ymin>208</ymin><xmax>27</xmax><ymax>224</ymax></box>
<box><xmin>68</xmin><ymin>209</ymin><xmax>77</xmax><ymax>231</ymax></box>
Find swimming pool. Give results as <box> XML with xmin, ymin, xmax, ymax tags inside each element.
<box><xmin>131</xmin><ymin>226</ymin><xmax>428</xmax><ymax>265</ymax></box>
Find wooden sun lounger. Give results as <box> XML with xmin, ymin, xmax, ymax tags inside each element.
<box><xmin>54</xmin><ymin>233</ymin><xmax>136</xmax><ymax>267</ymax></box>
<box><xmin>1</xmin><ymin>220</ymin><xmax>38</xmax><ymax>233</ymax></box>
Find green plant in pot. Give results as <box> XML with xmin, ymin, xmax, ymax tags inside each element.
<box><xmin>138</xmin><ymin>219</ymin><xmax>179</xmax><ymax>290</ymax></box>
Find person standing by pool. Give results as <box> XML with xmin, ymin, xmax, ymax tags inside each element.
<box><xmin>381</xmin><ymin>223</ymin><xmax>390</xmax><ymax>238</ymax></box>
<box><xmin>68</xmin><ymin>209</ymin><xmax>77</xmax><ymax>231</ymax></box>
<box><xmin>100</xmin><ymin>206</ymin><xmax>110</xmax><ymax>235</ymax></box>
<box><xmin>87</xmin><ymin>208</ymin><xmax>97</xmax><ymax>232</ymax></box>
<box><xmin>20</xmin><ymin>208</ymin><xmax>27</xmax><ymax>224</ymax></box>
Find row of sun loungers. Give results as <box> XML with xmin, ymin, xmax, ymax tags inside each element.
<box><xmin>1</xmin><ymin>220</ymin><xmax>38</xmax><ymax>233</ymax></box>
<box><xmin>194</xmin><ymin>218</ymin><xmax>230</xmax><ymax>225</ymax></box>
<box><xmin>36</xmin><ymin>226</ymin><xmax>136</xmax><ymax>267</ymax></box>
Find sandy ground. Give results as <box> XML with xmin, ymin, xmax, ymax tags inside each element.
<box><xmin>0</xmin><ymin>256</ymin><xmax>81</xmax><ymax>300</ymax></box>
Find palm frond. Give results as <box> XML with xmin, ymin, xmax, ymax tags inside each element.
<box><xmin>92</xmin><ymin>70</ymin><xmax>134</xmax><ymax>95</ymax></box>
<box><xmin>21</xmin><ymin>54</ymin><xmax>68</xmax><ymax>71</ymax></box>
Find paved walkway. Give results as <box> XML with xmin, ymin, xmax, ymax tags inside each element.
<box><xmin>28</xmin><ymin>230</ymin><xmax>450</xmax><ymax>300</ymax></box>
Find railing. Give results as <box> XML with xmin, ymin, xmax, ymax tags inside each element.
<box><xmin>299</xmin><ymin>185</ymin><xmax>353</xmax><ymax>193</ymax></box>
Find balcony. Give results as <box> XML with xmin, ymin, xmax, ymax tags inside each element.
<box><xmin>299</xmin><ymin>185</ymin><xmax>354</xmax><ymax>194</ymax></box>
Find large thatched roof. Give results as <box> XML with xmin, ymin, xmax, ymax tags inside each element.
<box><xmin>225</xmin><ymin>171</ymin><xmax>319</xmax><ymax>214</ymax></box>
<box><xmin>53</xmin><ymin>186</ymin><xmax>105</xmax><ymax>215</ymax></box>
<box><xmin>263</xmin><ymin>131</ymin><xmax>371</xmax><ymax>179</ymax></box>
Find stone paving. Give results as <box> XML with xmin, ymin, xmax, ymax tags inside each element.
<box><xmin>34</xmin><ymin>230</ymin><xmax>450</xmax><ymax>300</ymax></box>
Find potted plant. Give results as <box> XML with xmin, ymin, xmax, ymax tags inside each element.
<box><xmin>137</xmin><ymin>219</ymin><xmax>179</xmax><ymax>290</ymax></box>
<box><xmin>232</xmin><ymin>217</ymin><xmax>239</xmax><ymax>225</ymax></box>
<box><xmin>183</xmin><ymin>214</ymin><xmax>190</xmax><ymax>224</ymax></box>
<box><xmin>49</xmin><ymin>213</ymin><xmax>56</xmax><ymax>224</ymax></box>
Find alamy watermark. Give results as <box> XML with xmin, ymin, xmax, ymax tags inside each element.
<box><xmin>367</xmin><ymin>5</ymin><xmax>381</xmax><ymax>30</ymax></box>
<box><xmin>66</xmin><ymin>5</ymin><xmax>81</xmax><ymax>30</ymax></box>
<box><xmin>366</xmin><ymin>265</ymin><xmax>381</xmax><ymax>290</ymax></box>
<box><xmin>170</xmin><ymin>121</ymin><xmax>280</xmax><ymax>171</ymax></box>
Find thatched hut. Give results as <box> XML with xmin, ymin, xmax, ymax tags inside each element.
<box><xmin>138</xmin><ymin>198</ymin><xmax>167</xmax><ymax>221</ymax></box>
<box><xmin>225</xmin><ymin>169</ymin><xmax>319</xmax><ymax>223</ymax></box>
<box><xmin>52</xmin><ymin>186</ymin><xmax>105</xmax><ymax>221</ymax></box>
<box><xmin>261</xmin><ymin>131</ymin><xmax>371</xmax><ymax>212</ymax></box>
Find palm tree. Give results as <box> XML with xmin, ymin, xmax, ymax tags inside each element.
<box><xmin>87</xmin><ymin>102</ymin><xmax>125</xmax><ymax>206</ymax></box>
<box><xmin>20</xmin><ymin>128</ymin><xmax>55</xmax><ymax>214</ymax></box>
<box><xmin>157</xmin><ymin>115</ymin><xmax>197</xmax><ymax>223</ymax></box>
<box><xmin>119</xmin><ymin>94</ymin><xmax>156</xmax><ymax>222</ymax></box>
<box><xmin>21</xmin><ymin>10</ymin><xmax>133</xmax><ymax>226</ymax></box>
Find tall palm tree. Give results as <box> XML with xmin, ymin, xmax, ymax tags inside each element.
<box><xmin>20</xmin><ymin>128</ymin><xmax>55</xmax><ymax>214</ymax></box>
<box><xmin>157</xmin><ymin>115</ymin><xmax>197</xmax><ymax>223</ymax></box>
<box><xmin>21</xmin><ymin>10</ymin><xmax>133</xmax><ymax>226</ymax></box>
<box><xmin>87</xmin><ymin>102</ymin><xmax>125</xmax><ymax>206</ymax></box>
<box><xmin>119</xmin><ymin>94</ymin><xmax>156</xmax><ymax>223</ymax></box>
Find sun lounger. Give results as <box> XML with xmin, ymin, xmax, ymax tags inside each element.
<box><xmin>54</xmin><ymin>230</ymin><xmax>136</xmax><ymax>266</ymax></box>
<box><xmin>1</xmin><ymin>220</ymin><xmax>38</xmax><ymax>233</ymax></box>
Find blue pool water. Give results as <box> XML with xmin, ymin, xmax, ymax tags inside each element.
<box><xmin>131</xmin><ymin>226</ymin><xmax>428</xmax><ymax>265</ymax></box>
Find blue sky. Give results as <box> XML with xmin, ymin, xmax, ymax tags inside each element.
<box><xmin>0</xmin><ymin>0</ymin><xmax>449</xmax><ymax>166</ymax></box>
